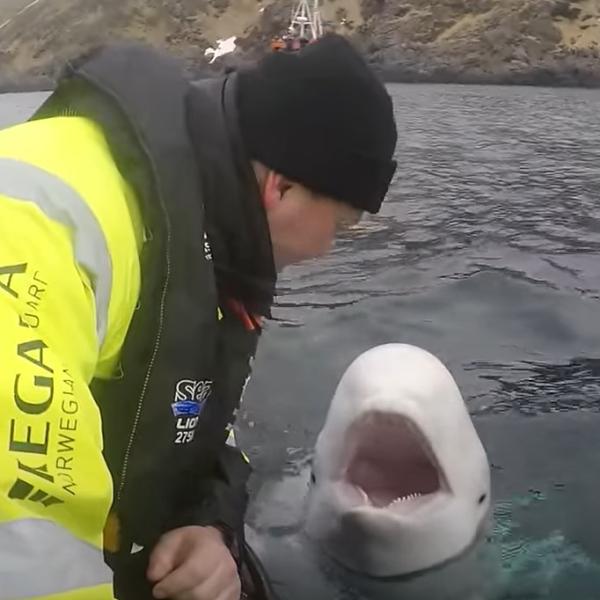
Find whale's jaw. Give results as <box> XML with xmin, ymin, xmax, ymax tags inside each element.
<box><xmin>341</xmin><ymin>410</ymin><xmax>448</xmax><ymax>510</ymax></box>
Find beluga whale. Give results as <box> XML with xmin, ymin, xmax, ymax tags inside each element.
<box><xmin>245</xmin><ymin>343</ymin><xmax>494</xmax><ymax>599</ymax></box>
<box><xmin>305</xmin><ymin>342</ymin><xmax>492</xmax><ymax>577</ymax></box>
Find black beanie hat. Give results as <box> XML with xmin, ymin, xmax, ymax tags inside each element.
<box><xmin>236</xmin><ymin>34</ymin><xmax>397</xmax><ymax>214</ymax></box>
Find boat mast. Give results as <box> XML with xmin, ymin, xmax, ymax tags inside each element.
<box><xmin>312</xmin><ymin>0</ymin><xmax>323</xmax><ymax>39</ymax></box>
<box><xmin>289</xmin><ymin>0</ymin><xmax>322</xmax><ymax>41</ymax></box>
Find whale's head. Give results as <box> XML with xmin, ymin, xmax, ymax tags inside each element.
<box><xmin>305</xmin><ymin>343</ymin><xmax>491</xmax><ymax>577</ymax></box>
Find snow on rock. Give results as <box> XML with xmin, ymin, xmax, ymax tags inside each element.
<box><xmin>204</xmin><ymin>36</ymin><xmax>237</xmax><ymax>64</ymax></box>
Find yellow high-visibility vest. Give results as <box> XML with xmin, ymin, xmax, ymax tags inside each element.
<box><xmin>0</xmin><ymin>115</ymin><xmax>142</xmax><ymax>599</ymax></box>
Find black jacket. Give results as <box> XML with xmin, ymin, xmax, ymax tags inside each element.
<box><xmin>33</xmin><ymin>42</ymin><xmax>276</xmax><ymax>598</ymax></box>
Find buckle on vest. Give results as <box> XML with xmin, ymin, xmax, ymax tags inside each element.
<box><xmin>225</xmin><ymin>299</ymin><xmax>263</xmax><ymax>332</ymax></box>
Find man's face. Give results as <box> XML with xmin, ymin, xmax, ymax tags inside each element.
<box><xmin>263</xmin><ymin>179</ymin><xmax>362</xmax><ymax>271</ymax></box>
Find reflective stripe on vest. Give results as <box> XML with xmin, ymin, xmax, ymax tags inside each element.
<box><xmin>0</xmin><ymin>158</ymin><xmax>112</xmax><ymax>348</ymax></box>
<box><xmin>0</xmin><ymin>518</ymin><xmax>112</xmax><ymax>599</ymax></box>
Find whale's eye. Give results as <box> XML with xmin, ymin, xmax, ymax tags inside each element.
<box><xmin>478</xmin><ymin>493</ymin><xmax>487</xmax><ymax>505</ymax></box>
<box><xmin>311</xmin><ymin>472</ymin><xmax>316</xmax><ymax>484</ymax></box>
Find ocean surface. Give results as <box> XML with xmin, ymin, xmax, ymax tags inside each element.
<box><xmin>2</xmin><ymin>85</ymin><xmax>600</xmax><ymax>598</ymax></box>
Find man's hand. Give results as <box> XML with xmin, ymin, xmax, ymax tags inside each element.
<box><xmin>148</xmin><ymin>525</ymin><xmax>241</xmax><ymax>600</ymax></box>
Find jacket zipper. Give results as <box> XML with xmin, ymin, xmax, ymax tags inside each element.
<box><xmin>116</xmin><ymin>157</ymin><xmax>171</xmax><ymax>504</ymax></box>
<box><xmin>76</xmin><ymin>70</ymin><xmax>173</xmax><ymax>506</ymax></box>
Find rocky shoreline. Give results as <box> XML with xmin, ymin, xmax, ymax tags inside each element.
<box><xmin>2</xmin><ymin>0</ymin><xmax>600</xmax><ymax>92</ymax></box>
<box><xmin>0</xmin><ymin>76</ymin><xmax>54</xmax><ymax>94</ymax></box>
<box><xmin>372</xmin><ymin>54</ymin><xmax>600</xmax><ymax>88</ymax></box>
<box><xmin>3</xmin><ymin>59</ymin><xmax>599</xmax><ymax>95</ymax></box>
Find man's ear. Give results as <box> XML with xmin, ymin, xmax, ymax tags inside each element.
<box><xmin>262</xmin><ymin>170</ymin><xmax>291</xmax><ymax>211</ymax></box>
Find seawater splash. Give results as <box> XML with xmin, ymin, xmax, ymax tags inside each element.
<box><xmin>204</xmin><ymin>37</ymin><xmax>237</xmax><ymax>64</ymax></box>
<box><xmin>492</xmin><ymin>492</ymin><xmax>600</xmax><ymax>598</ymax></box>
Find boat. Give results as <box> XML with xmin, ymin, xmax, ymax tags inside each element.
<box><xmin>270</xmin><ymin>0</ymin><xmax>323</xmax><ymax>52</ymax></box>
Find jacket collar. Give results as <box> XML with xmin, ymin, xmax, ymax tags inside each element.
<box><xmin>186</xmin><ymin>73</ymin><xmax>276</xmax><ymax>318</ymax></box>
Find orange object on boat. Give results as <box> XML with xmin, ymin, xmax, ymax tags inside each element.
<box><xmin>271</xmin><ymin>37</ymin><xmax>286</xmax><ymax>51</ymax></box>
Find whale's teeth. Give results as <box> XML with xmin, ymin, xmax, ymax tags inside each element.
<box><xmin>357</xmin><ymin>487</ymin><xmax>372</xmax><ymax>505</ymax></box>
<box><xmin>388</xmin><ymin>493</ymin><xmax>423</xmax><ymax>507</ymax></box>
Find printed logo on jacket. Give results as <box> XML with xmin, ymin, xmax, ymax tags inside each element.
<box><xmin>1</xmin><ymin>263</ymin><xmax>82</xmax><ymax>508</ymax></box>
<box><xmin>171</xmin><ymin>379</ymin><xmax>212</xmax><ymax>444</ymax></box>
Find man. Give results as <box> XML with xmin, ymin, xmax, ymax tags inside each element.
<box><xmin>0</xmin><ymin>33</ymin><xmax>397</xmax><ymax>599</ymax></box>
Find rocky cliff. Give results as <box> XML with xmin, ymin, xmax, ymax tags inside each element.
<box><xmin>1</xmin><ymin>0</ymin><xmax>599</xmax><ymax>90</ymax></box>
<box><xmin>360</xmin><ymin>0</ymin><xmax>600</xmax><ymax>86</ymax></box>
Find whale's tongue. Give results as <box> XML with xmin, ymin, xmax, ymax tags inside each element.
<box><xmin>344</xmin><ymin>413</ymin><xmax>440</xmax><ymax>508</ymax></box>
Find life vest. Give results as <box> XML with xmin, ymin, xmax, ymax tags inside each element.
<box><xmin>0</xmin><ymin>42</ymin><xmax>275</xmax><ymax>598</ymax></box>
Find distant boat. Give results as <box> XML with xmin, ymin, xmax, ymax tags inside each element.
<box><xmin>270</xmin><ymin>0</ymin><xmax>322</xmax><ymax>52</ymax></box>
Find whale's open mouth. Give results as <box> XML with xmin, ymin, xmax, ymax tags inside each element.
<box><xmin>341</xmin><ymin>411</ymin><xmax>446</xmax><ymax>509</ymax></box>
